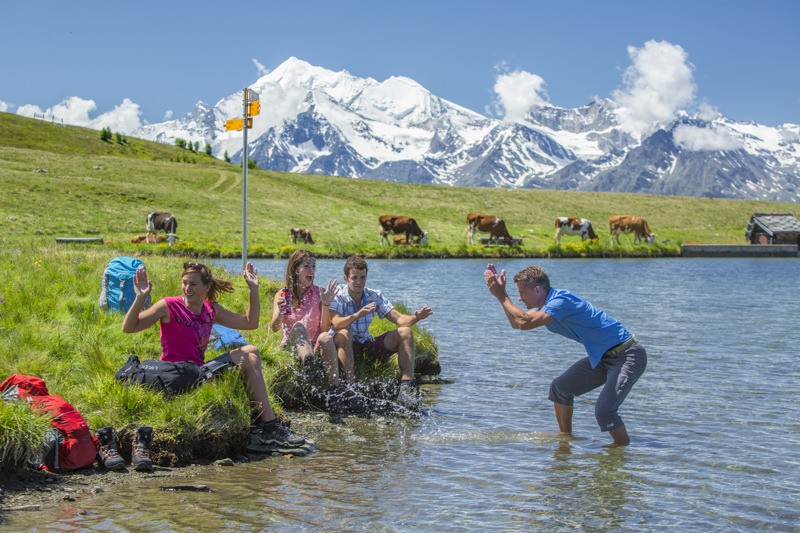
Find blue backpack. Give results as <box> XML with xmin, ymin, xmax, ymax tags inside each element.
<box><xmin>99</xmin><ymin>257</ymin><xmax>151</xmax><ymax>313</ymax></box>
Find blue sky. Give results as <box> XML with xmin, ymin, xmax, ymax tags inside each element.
<box><xmin>1</xmin><ymin>0</ymin><xmax>797</xmax><ymax>129</ymax></box>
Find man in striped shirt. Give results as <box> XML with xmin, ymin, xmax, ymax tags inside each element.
<box><xmin>330</xmin><ymin>255</ymin><xmax>433</xmax><ymax>410</ymax></box>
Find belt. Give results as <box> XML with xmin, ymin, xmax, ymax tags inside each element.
<box><xmin>605</xmin><ymin>335</ymin><xmax>636</xmax><ymax>356</ymax></box>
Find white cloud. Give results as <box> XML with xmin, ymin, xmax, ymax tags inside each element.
<box><xmin>252</xmin><ymin>58</ymin><xmax>269</xmax><ymax>77</ymax></box>
<box><xmin>674</xmin><ymin>124</ymin><xmax>743</xmax><ymax>151</ymax></box>
<box><xmin>93</xmin><ymin>98</ymin><xmax>142</xmax><ymax>133</ymax></box>
<box><xmin>612</xmin><ymin>40</ymin><xmax>697</xmax><ymax>138</ymax></box>
<box><xmin>15</xmin><ymin>96</ymin><xmax>142</xmax><ymax>133</ymax></box>
<box><xmin>696</xmin><ymin>101</ymin><xmax>721</xmax><ymax>122</ymax></box>
<box><xmin>16</xmin><ymin>103</ymin><xmax>47</xmax><ymax>118</ymax></box>
<box><xmin>163</xmin><ymin>109</ymin><xmax>174</xmax><ymax>121</ymax></box>
<box><xmin>491</xmin><ymin>65</ymin><xmax>549</xmax><ymax>122</ymax></box>
<box><xmin>0</xmin><ymin>100</ymin><xmax>8</xmax><ymax>112</ymax></box>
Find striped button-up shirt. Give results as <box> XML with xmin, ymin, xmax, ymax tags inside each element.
<box><xmin>330</xmin><ymin>286</ymin><xmax>394</xmax><ymax>343</ymax></box>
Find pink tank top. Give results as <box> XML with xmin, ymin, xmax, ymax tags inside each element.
<box><xmin>281</xmin><ymin>285</ymin><xmax>323</xmax><ymax>347</ymax></box>
<box><xmin>160</xmin><ymin>296</ymin><xmax>216</xmax><ymax>366</ymax></box>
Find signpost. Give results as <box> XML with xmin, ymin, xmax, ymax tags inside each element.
<box><xmin>225</xmin><ymin>88</ymin><xmax>259</xmax><ymax>271</ymax></box>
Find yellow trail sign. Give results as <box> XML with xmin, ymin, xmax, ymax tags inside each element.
<box><xmin>247</xmin><ymin>101</ymin><xmax>261</xmax><ymax>117</ymax></box>
<box><xmin>225</xmin><ymin>117</ymin><xmax>253</xmax><ymax>131</ymax></box>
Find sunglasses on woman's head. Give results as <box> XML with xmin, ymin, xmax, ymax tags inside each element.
<box><xmin>183</xmin><ymin>262</ymin><xmax>205</xmax><ymax>271</ymax></box>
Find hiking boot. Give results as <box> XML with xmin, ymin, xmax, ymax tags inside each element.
<box><xmin>247</xmin><ymin>419</ymin><xmax>306</xmax><ymax>453</ymax></box>
<box><xmin>396</xmin><ymin>379</ymin><xmax>422</xmax><ymax>410</ymax></box>
<box><xmin>325</xmin><ymin>385</ymin><xmax>348</xmax><ymax>415</ymax></box>
<box><xmin>325</xmin><ymin>383</ymin><xmax>368</xmax><ymax>415</ymax></box>
<box><xmin>96</xmin><ymin>427</ymin><xmax>126</xmax><ymax>471</ymax></box>
<box><xmin>345</xmin><ymin>387</ymin><xmax>369</xmax><ymax>414</ymax></box>
<box><xmin>300</xmin><ymin>355</ymin><xmax>319</xmax><ymax>381</ymax></box>
<box><xmin>131</xmin><ymin>426</ymin><xmax>154</xmax><ymax>472</ymax></box>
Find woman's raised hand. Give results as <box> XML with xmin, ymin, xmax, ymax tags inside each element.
<box><xmin>243</xmin><ymin>262</ymin><xmax>259</xmax><ymax>289</ymax></box>
<box><xmin>320</xmin><ymin>278</ymin><xmax>339</xmax><ymax>306</ymax></box>
<box><xmin>133</xmin><ymin>267</ymin><xmax>152</xmax><ymax>298</ymax></box>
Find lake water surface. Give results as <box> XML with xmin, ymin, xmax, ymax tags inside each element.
<box><xmin>11</xmin><ymin>258</ymin><xmax>800</xmax><ymax>531</ymax></box>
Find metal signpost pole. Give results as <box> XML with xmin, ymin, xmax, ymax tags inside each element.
<box><xmin>241</xmin><ymin>88</ymin><xmax>248</xmax><ymax>272</ymax></box>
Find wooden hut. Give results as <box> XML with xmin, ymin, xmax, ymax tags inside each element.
<box><xmin>745</xmin><ymin>213</ymin><xmax>800</xmax><ymax>245</ymax></box>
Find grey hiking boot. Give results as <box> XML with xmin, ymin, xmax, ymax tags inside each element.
<box><xmin>396</xmin><ymin>379</ymin><xmax>422</xmax><ymax>410</ymax></box>
<box><xmin>96</xmin><ymin>427</ymin><xmax>126</xmax><ymax>471</ymax></box>
<box><xmin>131</xmin><ymin>426</ymin><xmax>154</xmax><ymax>472</ymax></box>
<box><xmin>247</xmin><ymin>419</ymin><xmax>306</xmax><ymax>453</ymax></box>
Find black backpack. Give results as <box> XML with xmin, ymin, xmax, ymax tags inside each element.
<box><xmin>114</xmin><ymin>355</ymin><xmax>200</xmax><ymax>395</ymax></box>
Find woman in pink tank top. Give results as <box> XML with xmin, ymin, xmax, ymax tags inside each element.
<box><xmin>122</xmin><ymin>261</ymin><xmax>309</xmax><ymax>452</ymax></box>
<box><xmin>269</xmin><ymin>250</ymin><xmax>350</xmax><ymax>392</ymax></box>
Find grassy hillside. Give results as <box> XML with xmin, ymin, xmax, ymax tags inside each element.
<box><xmin>1</xmin><ymin>111</ymin><xmax>796</xmax><ymax>258</ymax></box>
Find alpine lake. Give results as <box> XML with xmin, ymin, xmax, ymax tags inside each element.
<box><xmin>7</xmin><ymin>257</ymin><xmax>799</xmax><ymax>532</ymax></box>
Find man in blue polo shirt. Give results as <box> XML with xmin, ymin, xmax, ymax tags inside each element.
<box><xmin>330</xmin><ymin>255</ymin><xmax>433</xmax><ymax>410</ymax></box>
<box><xmin>483</xmin><ymin>263</ymin><xmax>647</xmax><ymax>445</ymax></box>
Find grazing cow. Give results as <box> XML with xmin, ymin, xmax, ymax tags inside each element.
<box><xmin>145</xmin><ymin>212</ymin><xmax>178</xmax><ymax>246</ymax></box>
<box><xmin>465</xmin><ymin>213</ymin><xmax>514</xmax><ymax>245</ymax></box>
<box><xmin>131</xmin><ymin>234</ymin><xmax>166</xmax><ymax>244</ymax></box>
<box><xmin>290</xmin><ymin>227</ymin><xmax>315</xmax><ymax>244</ymax></box>
<box><xmin>608</xmin><ymin>215</ymin><xmax>656</xmax><ymax>245</ymax></box>
<box><xmin>554</xmin><ymin>217</ymin><xmax>599</xmax><ymax>244</ymax></box>
<box><xmin>378</xmin><ymin>215</ymin><xmax>428</xmax><ymax>246</ymax></box>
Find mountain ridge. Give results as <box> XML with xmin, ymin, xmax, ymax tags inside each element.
<box><xmin>132</xmin><ymin>57</ymin><xmax>800</xmax><ymax>202</ymax></box>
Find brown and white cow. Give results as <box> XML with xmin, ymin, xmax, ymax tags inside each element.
<box><xmin>465</xmin><ymin>213</ymin><xmax>514</xmax><ymax>245</ymax></box>
<box><xmin>608</xmin><ymin>215</ymin><xmax>655</xmax><ymax>245</ymax></box>
<box><xmin>290</xmin><ymin>227</ymin><xmax>315</xmax><ymax>245</ymax></box>
<box><xmin>145</xmin><ymin>212</ymin><xmax>178</xmax><ymax>246</ymax></box>
<box><xmin>378</xmin><ymin>215</ymin><xmax>428</xmax><ymax>246</ymax></box>
<box><xmin>554</xmin><ymin>217</ymin><xmax>598</xmax><ymax>244</ymax></box>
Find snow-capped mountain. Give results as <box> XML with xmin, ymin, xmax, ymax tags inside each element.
<box><xmin>538</xmin><ymin>117</ymin><xmax>800</xmax><ymax>201</ymax></box>
<box><xmin>133</xmin><ymin>57</ymin><xmax>800</xmax><ymax>202</ymax></box>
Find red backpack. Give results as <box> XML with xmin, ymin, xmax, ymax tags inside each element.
<box><xmin>0</xmin><ymin>374</ymin><xmax>97</xmax><ymax>471</ymax></box>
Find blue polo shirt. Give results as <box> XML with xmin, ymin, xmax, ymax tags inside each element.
<box><xmin>540</xmin><ymin>288</ymin><xmax>631</xmax><ymax>368</ymax></box>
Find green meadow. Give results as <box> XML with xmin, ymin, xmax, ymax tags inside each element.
<box><xmin>0</xmin><ymin>111</ymin><xmax>795</xmax><ymax>470</ymax></box>
<box><xmin>2</xmin><ymin>112</ymin><xmax>794</xmax><ymax>258</ymax></box>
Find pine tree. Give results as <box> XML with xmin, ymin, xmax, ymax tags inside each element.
<box><xmin>205</xmin><ymin>143</ymin><xmax>212</xmax><ymax>156</ymax></box>
<box><xmin>224</xmin><ymin>150</ymin><xmax>231</xmax><ymax>163</ymax></box>
<box><xmin>100</xmin><ymin>127</ymin><xmax>112</xmax><ymax>142</ymax></box>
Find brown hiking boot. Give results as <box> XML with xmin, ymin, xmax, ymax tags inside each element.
<box><xmin>96</xmin><ymin>426</ymin><xmax>126</xmax><ymax>471</ymax></box>
<box><xmin>131</xmin><ymin>426</ymin><xmax>154</xmax><ymax>472</ymax></box>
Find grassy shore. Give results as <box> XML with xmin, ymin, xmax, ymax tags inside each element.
<box><xmin>0</xmin><ymin>247</ymin><xmax>438</xmax><ymax>471</ymax></box>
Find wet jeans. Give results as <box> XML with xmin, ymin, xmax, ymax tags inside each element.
<box><xmin>549</xmin><ymin>341</ymin><xmax>647</xmax><ymax>431</ymax></box>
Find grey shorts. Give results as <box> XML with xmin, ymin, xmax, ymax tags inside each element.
<box><xmin>548</xmin><ymin>341</ymin><xmax>647</xmax><ymax>432</ymax></box>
